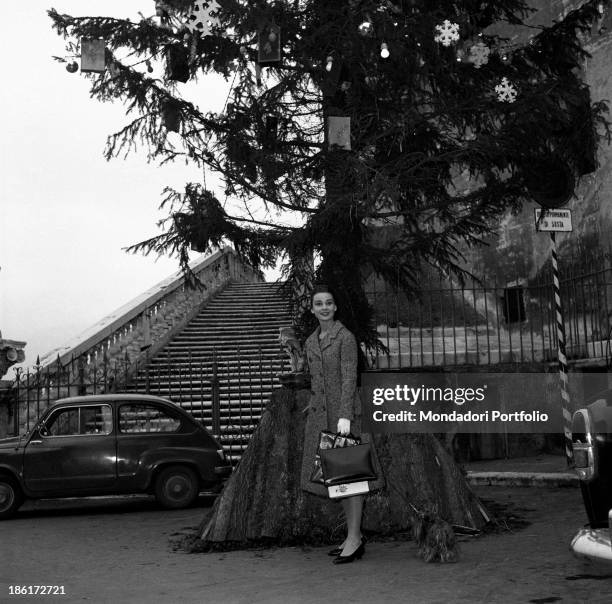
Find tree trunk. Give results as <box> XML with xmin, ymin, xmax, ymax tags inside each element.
<box><xmin>198</xmin><ymin>387</ymin><xmax>489</xmax><ymax>560</ymax></box>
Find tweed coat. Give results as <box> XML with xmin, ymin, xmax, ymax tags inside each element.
<box><xmin>300</xmin><ymin>320</ymin><xmax>385</xmax><ymax>497</ymax></box>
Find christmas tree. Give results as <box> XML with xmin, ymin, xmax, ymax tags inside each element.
<box><xmin>49</xmin><ymin>1</ymin><xmax>611</xmax><ymax>557</ymax></box>
<box><xmin>49</xmin><ymin>0</ymin><xmax>611</xmax><ymax>347</ymax></box>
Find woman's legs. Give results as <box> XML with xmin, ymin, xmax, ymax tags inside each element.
<box><xmin>340</xmin><ymin>494</ymin><xmax>364</xmax><ymax>555</ymax></box>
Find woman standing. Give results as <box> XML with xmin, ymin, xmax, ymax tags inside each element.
<box><xmin>300</xmin><ymin>285</ymin><xmax>385</xmax><ymax>564</ymax></box>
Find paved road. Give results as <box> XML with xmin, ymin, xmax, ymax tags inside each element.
<box><xmin>2</xmin><ymin>487</ymin><xmax>611</xmax><ymax>603</ymax></box>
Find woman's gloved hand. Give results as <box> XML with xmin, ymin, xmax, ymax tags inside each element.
<box><xmin>337</xmin><ymin>418</ymin><xmax>350</xmax><ymax>436</ymax></box>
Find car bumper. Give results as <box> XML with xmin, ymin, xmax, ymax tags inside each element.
<box><xmin>570</xmin><ymin>527</ymin><xmax>612</xmax><ymax>562</ymax></box>
<box><xmin>214</xmin><ymin>465</ymin><xmax>233</xmax><ymax>479</ymax></box>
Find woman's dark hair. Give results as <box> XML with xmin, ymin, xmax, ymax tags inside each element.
<box><xmin>310</xmin><ymin>283</ymin><xmax>337</xmax><ymax>307</ymax></box>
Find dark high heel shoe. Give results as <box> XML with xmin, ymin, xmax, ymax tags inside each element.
<box><xmin>328</xmin><ymin>536</ymin><xmax>366</xmax><ymax>557</ymax></box>
<box><xmin>333</xmin><ymin>541</ymin><xmax>365</xmax><ymax>564</ymax></box>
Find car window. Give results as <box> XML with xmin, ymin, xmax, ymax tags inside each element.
<box><xmin>45</xmin><ymin>405</ymin><xmax>113</xmax><ymax>436</ymax></box>
<box><xmin>118</xmin><ymin>403</ymin><xmax>181</xmax><ymax>434</ymax></box>
<box><xmin>81</xmin><ymin>406</ymin><xmax>113</xmax><ymax>434</ymax></box>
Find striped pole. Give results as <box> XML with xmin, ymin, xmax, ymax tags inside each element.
<box><xmin>550</xmin><ymin>232</ymin><xmax>573</xmax><ymax>465</ymax></box>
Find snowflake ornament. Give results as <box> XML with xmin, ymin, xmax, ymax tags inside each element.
<box><xmin>185</xmin><ymin>1</ymin><xmax>221</xmax><ymax>37</ymax></box>
<box><xmin>495</xmin><ymin>77</ymin><xmax>517</xmax><ymax>103</ymax></box>
<box><xmin>468</xmin><ymin>42</ymin><xmax>490</xmax><ymax>68</ymax></box>
<box><xmin>434</xmin><ymin>20</ymin><xmax>460</xmax><ymax>47</ymax></box>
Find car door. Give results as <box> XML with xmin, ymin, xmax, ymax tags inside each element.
<box><xmin>23</xmin><ymin>404</ymin><xmax>117</xmax><ymax>494</ymax></box>
<box><xmin>115</xmin><ymin>402</ymin><xmax>184</xmax><ymax>488</ymax></box>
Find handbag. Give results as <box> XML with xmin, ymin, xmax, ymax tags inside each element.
<box><xmin>320</xmin><ymin>441</ymin><xmax>377</xmax><ymax>487</ymax></box>
<box><xmin>310</xmin><ymin>431</ymin><xmax>360</xmax><ymax>485</ymax></box>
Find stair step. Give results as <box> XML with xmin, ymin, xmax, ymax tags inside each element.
<box><xmin>155</xmin><ymin>345</ymin><xmax>284</xmax><ymax>352</ymax></box>
<box><xmin>181</xmin><ymin>325</ymin><xmax>286</xmax><ymax>334</ymax></box>
<box><xmin>191</xmin><ymin>314</ymin><xmax>290</xmax><ymax>319</ymax></box>
<box><xmin>128</xmin><ymin>280</ymin><xmax>294</xmax><ymax>466</ymax></box>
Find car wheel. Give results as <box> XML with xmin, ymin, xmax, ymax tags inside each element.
<box><xmin>0</xmin><ymin>476</ymin><xmax>24</xmax><ymax>520</ymax></box>
<box><xmin>154</xmin><ymin>465</ymin><xmax>199</xmax><ymax>509</ymax></box>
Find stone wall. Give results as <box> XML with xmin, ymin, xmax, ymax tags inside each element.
<box><xmin>464</xmin><ymin>1</ymin><xmax>612</xmax><ymax>283</ymax></box>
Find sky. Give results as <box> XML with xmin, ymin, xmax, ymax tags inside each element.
<box><xmin>0</xmin><ymin>2</ymin><xmax>242</xmax><ymax>376</ymax></box>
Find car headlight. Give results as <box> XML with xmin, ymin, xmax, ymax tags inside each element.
<box><xmin>572</xmin><ymin>409</ymin><xmax>595</xmax><ymax>481</ymax></box>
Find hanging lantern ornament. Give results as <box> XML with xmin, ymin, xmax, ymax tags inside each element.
<box><xmin>146</xmin><ymin>59</ymin><xmax>153</xmax><ymax>73</ymax></box>
<box><xmin>467</xmin><ymin>41</ymin><xmax>490</xmax><ymax>68</ymax></box>
<box><xmin>81</xmin><ymin>38</ymin><xmax>106</xmax><ymax>73</ymax></box>
<box><xmin>495</xmin><ymin>77</ymin><xmax>517</xmax><ymax>103</ymax></box>
<box><xmin>380</xmin><ymin>42</ymin><xmax>390</xmax><ymax>58</ymax></box>
<box><xmin>155</xmin><ymin>1</ymin><xmax>169</xmax><ymax>17</ymax></box>
<box><xmin>328</xmin><ymin>116</ymin><xmax>351</xmax><ymax>150</ymax></box>
<box><xmin>258</xmin><ymin>24</ymin><xmax>281</xmax><ymax>65</ymax></box>
<box><xmin>66</xmin><ymin>61</ymin><xmax>78</xmax><ymax>73</ymax></box>
<box><xmin>434</xmin><ymin>20</ymin><xmax>460</xmax><ymax>46</ymax></box>
<box><xmin>185</xmin><ymin>1</ymin><xmax>222</xmax><ymax>37</ymax></box>
<box><xmin>325</xmin><ymin>55</ymin><xmax>334</xmax><ymax>72</ymax></box>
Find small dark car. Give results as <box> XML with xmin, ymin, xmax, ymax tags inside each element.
<box><xmin>570</xmin><ymin>389</ymin><xmax>612</xmax><ymax>562</ymax></box>
<box><xmin>0</xmin><ymin>394</ymin><xmax>232</xmax><ymax>519</ymax></box>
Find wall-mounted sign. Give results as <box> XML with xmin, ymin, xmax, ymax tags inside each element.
<box><xmin>534</xmin><ymin>208</ymin><xmax>573</xmax><ymax>232</ymax></box>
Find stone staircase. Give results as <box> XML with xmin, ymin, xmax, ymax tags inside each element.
<box><xmin>130</xmin><ymin>281</ymin><xmax>292</xmax><ymax>462</ymax></box>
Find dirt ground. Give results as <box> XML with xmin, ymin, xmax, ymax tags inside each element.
<box><xmin>2</xmin><ymin>486</ymin><xmax>612</xmax><ymax>604</ymax></box>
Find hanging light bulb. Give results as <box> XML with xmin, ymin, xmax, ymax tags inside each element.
<box><xmin>325</xmin><ymin>55</ymin><xmax>333</xmax><ymax>72</ymax></box>
<box><xmin>380</xmin><ymin>42</ymin><xmax>390</xmax><ymax>58</ymax></box>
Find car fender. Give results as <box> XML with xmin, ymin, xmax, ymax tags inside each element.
<box><xmin>570</xmin><ymin>527</ymin><xmax>612</xmax><ymax>563</ymax></box>
<box><xmin>0</xmin><ymin>464</ymin><xmax>24</xmax><ymax>489</ymax></box>
<box><xmin>138</xmin><ymin>447</ymin><xmax>219</xmax><ymax>488</ymax></box>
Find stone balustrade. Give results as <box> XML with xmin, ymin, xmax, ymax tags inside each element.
<box><xmin>5</xmin><ymin>248</ymin><xmax>261</xmax><ymax>433</ymax></box>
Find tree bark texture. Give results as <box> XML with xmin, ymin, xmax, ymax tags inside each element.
<box><xmin>198</xmin><ymin>387</ymin><xmax>489</xmax><ymax>557</ymax></box>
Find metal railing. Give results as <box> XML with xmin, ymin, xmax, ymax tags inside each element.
<box><xmin>368</xmin><ymin>260</ymin><xmax>612</xmax><ymax>369</ymax></box>
<box><xmin>1</xmin><ymin>343</ymin><xmax>288</xmax><ymax>465</ymax></box>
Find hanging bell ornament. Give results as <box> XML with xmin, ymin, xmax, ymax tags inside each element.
<box><xmin>146</xmin><ymin>60</ymin><xmax>153</xmax><ymax>73</ymax></box>
<box><xmin>66</xmin><ymin>61</ymin><xmax>78</xmax><ymax>73</ymax></box>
